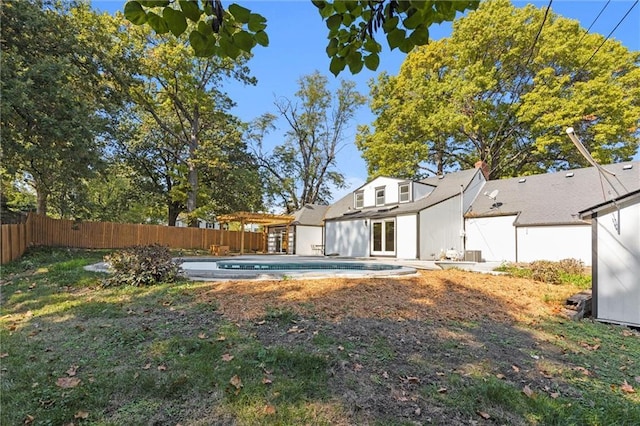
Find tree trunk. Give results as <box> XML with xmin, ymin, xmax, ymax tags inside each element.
<box><xmin>35</xmin><ymin>182</ymin><xmax>49</xmax><ymax>216</ymax></box>
<box><xmin>187</xmin><ymin>106</ymin><xmax>199</xmax><ymax>227</ymax></box>
<box><xmin>167</xmin><ymin>201</ymin><xmax>181</xmax><ymax>227</ymax></box>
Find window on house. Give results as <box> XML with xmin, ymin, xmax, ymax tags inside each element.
<box><xmin>375</xmin><ymin>187</ymin><xmax>385</xmax><ymax>206</ymax></box>
<box><xmin>354</xmin><ymin>191</ymin><xmax>364</xmax><ymax>209</ymax></box>
<box><xmin>399</xmin><ymin>183</ymin><xmax>410</xmax><ymax>203</ymax></box>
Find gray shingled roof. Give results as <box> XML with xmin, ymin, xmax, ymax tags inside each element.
<box><xmin>466</xmin><ymin>161</ymin><xmax>640</xmax><ymax>226</ymax></box>
<box><xmin>325</xmin><ymin>168</ymin><xmax>483</xmax><ymax>221</ymax></box>
<box><xmin>291</xmin><ymin>204</ymin><xmax>330</xmax><ymax>226</ymax></box>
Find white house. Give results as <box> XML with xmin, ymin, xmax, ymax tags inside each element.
<box><xmin>276</xmin><ymin>161</ymin><xmax>638</xmax><ymax>263</ymax></box>
<box><xmin>465</xmin><ymin>162</ymin><xmax>639</xmax><ymax>265</ymax></box>
<box><xmin>579</xmin><ymin>189</ymin><xmax>640</xmax><ymax>327</ymax></box>
<box><xmin>323</xmin><ymin>167</ymin><xmax>487</xmax><ymax>259</ymax></box>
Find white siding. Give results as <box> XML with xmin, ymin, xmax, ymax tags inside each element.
<box><xmin>358</xmin><ymin>177</ymin><xmax>404</xmax><ymax>208</ymax></box>
<box><xmin>595</xmin><ymin>202</ymin><xmax>640</xmax><ymax>327</ymax></box>
<box><xmin>325</xmin><ymin>219</ymin><xmax>369</xmax><ymax>257</ymax></box>
<box><xmin>413</xmin><ymin>182</ymin><xmax>435</xmax><ymax>201</ymax></box>
<box><xmin>420</xmin><ymin>197</ymin><xmax>464</xmax><ymax>260</ymax></box>
<box><xmin>396</xmin><ymin>214</ymin><xmax>417</xmax><ymax>259</ymax></box>
<box><xmin>465</xmin><ymin>216</ymin><xmax>517</xmax><ymax>262</ymax></box>
<box><xmin>294</xmin><ymin>225</ymin><xmax>324</xmax><ymax>256</ymax></box>
<box><xmin>516</xmin><ymin>225</ymin><xmax>591</xmax><ymax>265</ymax></box>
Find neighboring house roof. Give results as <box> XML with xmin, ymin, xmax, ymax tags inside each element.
<box><xmin>325</xmin><ymin>168</ymin><xmax>483</xmax><ymax>221</ymax></box>
<box><xmin>579</xmin><ymin>188</ymin><xmax>640</xmax><ymax>219</ymax></box>
<box><xmin>291</xmin><ymin>204</ymin><xmax>330</xmax><ymax>226</ymax></box>
<box><xmin>466</xmin><ymin>161</ymin><xmax>640</xmax><ymax>226</ymax></box>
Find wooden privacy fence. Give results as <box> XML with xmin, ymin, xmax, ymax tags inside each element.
<box><xmin>1</xmin><ymin>222</ymin><xmax>29</xmax><ymax>264</ymax></box>
<box><xmin>1</xmin><ymin>214</ymin><xmax>265</xmax><ymax>264</ymax></box>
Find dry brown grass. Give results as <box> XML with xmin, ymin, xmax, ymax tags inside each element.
<box><xmin>196</xmin><ymin>270</ymin><xmax>576</xmax><ymax>323</ymax></box>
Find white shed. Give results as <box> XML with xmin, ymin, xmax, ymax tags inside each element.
<box><xmin>580</xmin><ymin>189</ymin><xmax>640</xmax><ymax>328</ymax></box>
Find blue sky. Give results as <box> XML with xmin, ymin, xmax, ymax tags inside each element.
<box><xmin>93</xmin><ymin>0</ymin><xmax>639</xmax><ymax>201</ymax></box>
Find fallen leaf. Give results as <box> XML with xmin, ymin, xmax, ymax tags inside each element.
<box><xmin>622</xmin><ymin>329</ymin><xmax>633</xmax><ymax>337</ymax></box>
<box><xmin>496</xmin><ymin>373</ymin><xmax>505</xmax><ymax>380</ymax></box>
<box><xmin>382</xmin><ymin>371</ymin><xmax>389</xmax><ymax>379</ymax></box>
<box><xmin>354</xmin><ymin>363</ymin><xmax>363</xmax><ymax>372</ymax></box>
<box><xmin>230</xmin><ymin>375</ymin><xmax>243</xmax><ymax>390</ymax></box>
<box><xmin>264</xmin><ymin>404</ymin><xmax>276</xmax><ymax>415</ymax></box>
<box><xmin>0</xmin><ymin>353</ymin><xmax>8</xmax><ymax>358</ymax></box>
<box><xmin>337</xmin><ymin>345</ymin><xmax>344</xmax><ymax>351</ymax></box>
<box><xmin>262</xmin><ymin>376</ymin><xmax>273</xmax><ymax>385</ymax></box>
<box><xmin>216</xmin><ymin>335</ymin><xmax>226</xmax><ymax>341</ymax></box>
<box><xmin>406</xmin><ymin>376</ymin><xmax>420</xmax><ymax>384</ymax></box>
<box><xmin>414</xmin><ymin>407</ymin><xmax>421</xmax><ymax>415</ymax></box>
<box><xmin>550</xmin><ymin>392</ymin><xmax>560</xmax><ymax>399</ymax></box>
<box><xmin>574</xmin><ymin>366</ymin><xmax>591</xmax><ymax>376</ymax></box>
<box><xmin>287</xmin><ymin>325</ymin><xmax>305</xmax><ymax>334</ymax></box>
<box><xmin>512</xmin><ymin>365</ymin><xmax>520</xmax><ymax>373</ymax></box>
<box><xmin>477</xmin><ymin>411</ymin><xmax>491</xmax><ymax>419</ymax></box>
<box><xmin>221</xmin><ymin>353</ymin><xmax>234</xmax><ymax>362</ymax></box>
<box><xmin>198</xmin><ymin>333</ymin><xmax>207</xmax><ymax>339</ymax></box>
<box><xmin>142</xmin><ymin>363</ymin><xmax>151</xmax><ymax>370</ymax></box>
<box><xmin>437</xmin><ymin>387</ymin><xmax>447</xmax><ymax>393</ymax></box>
<box><xmin>66</xmin><ymin>365</ymin><xmax>79</xmax><ymax>377</ymax></box>
<box><xmin>621</xmin><ymin>381</ymin><xmax>635</xmax><ymax>393</ymax></box>
<box><xmin>522</xmin><ymin>385</ymin><xmax>534</xmax><ymax>398</ymax></box>
<box><xmin>74</xmin><ymin>411</ymin><xmax>89</xmax><ymax>420</ymax></box>
<box><xmin>56</xmin><ymin>377</ymin><xmax>81</xmax><ymax>389</ymax></box>
<box><xmin>256</xmin><ymin>320</ymin><xmax>266</xmax><ymax>325</ymax></box>
<box><xmin>23</xmin><ymin>414</ymin><xmax>35</xmax><ymax>425</ymax></box>
<box><xmin>157</xmin><ymin>364</ymin><xmax>167</xmax><ymax>371</ymax></box>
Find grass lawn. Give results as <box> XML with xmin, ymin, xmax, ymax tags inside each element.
<box><xmin>1</xmin><ymin>248</ymin><xmax>639</xmax><ymax>425</ymax></box>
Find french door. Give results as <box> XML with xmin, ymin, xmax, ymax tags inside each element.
<box><xmin>371</xmin><ymin>219</ymin><xmax>395</xmax><ymax>256</ymax></box>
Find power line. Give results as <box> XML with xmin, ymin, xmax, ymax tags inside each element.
<box><xmin>580</xmin><ymin>0</ymin><xmax>638</xmax><ymax>70</ymax></box>
<box><xmin>524</xmin><ymin>0</ymin><xmax>553</xmax><ymax>67</ymax></box>
<box><xmin>578</xmin><ymin>0</ymin><xmax>611</xmax><ymax>43</ymax></box>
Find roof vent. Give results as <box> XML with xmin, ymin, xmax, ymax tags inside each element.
<box><xmin>518</xmin><ymin>178</ymin><xmax>526</xmax><ymax>183</ymax></box>
<box><xmin>565</xmin><ymin>172</ymin><xmax>574</xmax><ymax>178</ymax></box>
<box><xmin>623</xmin><ymin>164</ymin><xmax>633</xmax><ymax>170</ymax></box>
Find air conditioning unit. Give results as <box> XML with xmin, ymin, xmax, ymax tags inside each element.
<box><xmin>464</xmin><ymin>250</ymin><xmax>482</xmax><ymax>262</ymax></box>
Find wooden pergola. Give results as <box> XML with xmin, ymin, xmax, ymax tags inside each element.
<box><xmin>217</xmin><ymin>212</ymin><xmax>294</xmax><ymax>254</ymax></box>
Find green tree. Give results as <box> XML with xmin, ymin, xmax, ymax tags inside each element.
<box><xmin>117</xmin><ymin>21</ymin><xmax>260</xmax><ymax>226</ymax></box>
<box><xmin>123</xmin><ymin>0</ymin><xmax>478</xmax><ymax>74</ymax></box>
<box><xmin>358</xmin><ymin>0</ymin><xmax>640</xmax><ymax>180</ymax></box>
<box><xmin>249</xmin><ymin>72</ymin><xmax>366</xmax><ymax>213</ymax></box>
<box><xmin>1</xmin><ymin>1</ymin><xmax>121</xmax><ymax>215</ymax></box>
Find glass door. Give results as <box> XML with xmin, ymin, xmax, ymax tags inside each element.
<box><xmin>371</xmin><ymin>219</ymin><xmax>395</xmax><ymax>256</ymax></box>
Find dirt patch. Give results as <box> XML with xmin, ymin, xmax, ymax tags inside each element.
<box><xmin>192</xmin><ymin>270</ymin><xmax>583</xmax><ymax>423</ymax></box>
<box><xmin>197</xmin><ymin>270</ymin><xmax>575</xmax><ymax>323</ymax></box>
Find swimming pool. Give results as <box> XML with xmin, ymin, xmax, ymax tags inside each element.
<box><xmin>177</xmin><ymin>256</ymin><xmax>417</xmax><ymax>280</ymax></box>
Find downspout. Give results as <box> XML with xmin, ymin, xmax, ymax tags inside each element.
<box><xmin>460</xmin><ymin>185</ymin><xmax>465</xmax><ymax>254</ymax></box>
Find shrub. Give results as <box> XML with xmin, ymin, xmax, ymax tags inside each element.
<box><xmin>558</xmin><ymin>258</ymin><xmax>585</xmax><ymax>275</ymax></box>
<box><xmin>103</xmin><ymin>244</ymin><xmax>184</xmax><ymax>287</ymax></box>
<box><xmin>529</xmin><ymin>260</ymin><xmax>562</xmax><ymax>284</ymax></box>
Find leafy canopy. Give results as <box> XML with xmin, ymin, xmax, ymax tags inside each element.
<box><xmin>124</xmin><ymin>0</ymin><xmax>268</xmax><ymax>59</ymax></box>
<box><xmin>123</xmin><ymin>0</ymin><xmax>479</xmax><ymax>74</ymax></box>
<box><xmin>358</xmin><ymin>0</ymin><xmax>640</xmax><ymax>180</ymax></box>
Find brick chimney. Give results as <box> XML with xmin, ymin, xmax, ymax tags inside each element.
<box><xmin>475</xmin><ymin>160</ymin><xmax>489</xmax><ymax>180</ymax></box>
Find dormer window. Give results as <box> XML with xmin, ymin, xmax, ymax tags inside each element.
<box><xmin>354</xmin><ymin>190</ymin><xmax>364</xmax><ymax>209</ymax></box>
<box><xmin>399</xmin><ymin>183</ymin><xmax>410</xmax><ymax>203</ymax></box>
<box><xmin>375</xmin><ymin>187</ymin><xmax>385</xmax><ymax>206</ymax></box>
